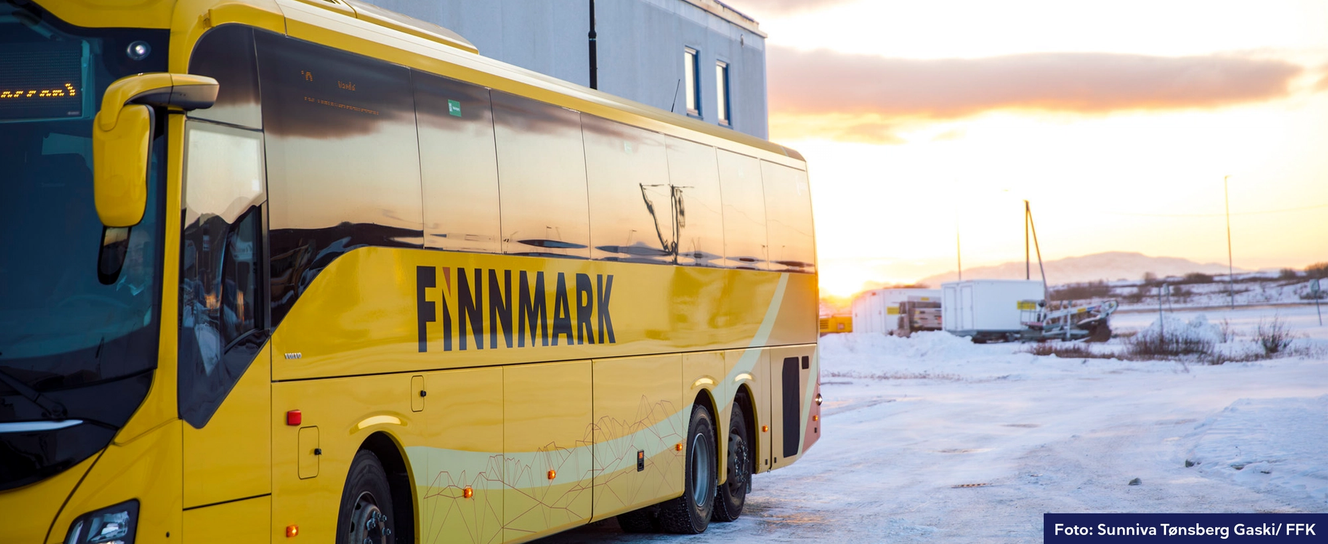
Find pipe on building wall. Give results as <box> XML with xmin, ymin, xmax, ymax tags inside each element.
<box><xmin>588</xmin><ymin>0</ymin><xmax>598</xmax><ymax>89</ymax></box>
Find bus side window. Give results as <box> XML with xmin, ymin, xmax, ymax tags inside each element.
<box><xmin>178</xmin><ymin>121</ymin><xmax>267</xmax><ymax>428</ymax></box>
<box><xmin>716</xmin><ymin>149</ymin><xmax>768</xmax><ymax>270</ymax></box>
<box><xmin>414</xmin><ymin>71</ymin><xmax>501</xmax><ymax>254</ymax></box>
<box><xmin>256</xmin><ymin>31</ymin><xmax>424</xmax><ymax>327</ymax></box>
<box><xmin>187</xmin><ymin>24</ymin><xmax>261</xmax><ymax>129</ymax></box>
<box><xmin>491</xmin><ymin>91</ymin><xmax>590</xmax><ymax>259</ymax></box>
<box><xmin>760</xmin><ymin>161</ymin><xmax>816</xmax><ymax>273</ymax></box>
<box><xmin>582</xmin><ymin>115</ymin><xmax>674</xmax><ymax>264</ymax></box>
<box><xmin>665</xmin><ymin>137</ymin><xmax>724</xmax><ymax>267</ymax></box>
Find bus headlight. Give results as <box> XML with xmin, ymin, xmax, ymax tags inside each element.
<box><xmin>64</xmin><ymin>499</ymin><xmax>139</xmax><ymax>544</ymax></box>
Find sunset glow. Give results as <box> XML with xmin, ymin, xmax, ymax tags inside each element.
<box><xmin>736</xmin><ymin>0</ymin><xmax>1328</xmax><ymax>298</ymax></box>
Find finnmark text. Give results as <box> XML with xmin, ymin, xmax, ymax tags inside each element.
<box><xmin>416</xmin><ymin>266</ymin><xmax>615</xmax><ymax>352</ymax></box>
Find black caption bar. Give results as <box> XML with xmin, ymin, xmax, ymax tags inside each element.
<box><xmin>1045</xmin><ymin>514</ymin><xmax>1324</xmax><ymax>542</ymax></box>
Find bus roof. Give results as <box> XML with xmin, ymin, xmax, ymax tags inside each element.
<box><xmin>37</xmin><ymin>0</ymin><xmax>806</xmax><ymax>168</ymax></box>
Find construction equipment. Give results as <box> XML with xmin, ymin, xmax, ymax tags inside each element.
<box><xmin>1014</xmin><ymin>200</ymin><xmax>1116</xmax><ymax>343</ymax></box>
<box><xmin>819</xmin><ymin>314</ymin><xmax>853</xmax><ymax>336</ymax></box>
<box><xmin>852</xmin><ymin>288</ymin><xmax>940</xmax><ymax>335</ymax></box>
<box><xmin>1019</xmin><ymin>299</ymin><xmax>1118</xmax><ymax>342</ymax></box>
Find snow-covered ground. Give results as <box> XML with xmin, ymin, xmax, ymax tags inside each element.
<box><xmin>1114</xmin><ymin>304</ymin><xmax>1327</xmax><ymax>341</ymax></box>
<box><xmin>1092</xmin><ymin>275</ymin><xmax>1322</xmax><ymax>311</ymax></box>
<box><xmin>540</xmin><ymin>307</ymin><xmax>1328</xmax><ymax>543</ymax></box>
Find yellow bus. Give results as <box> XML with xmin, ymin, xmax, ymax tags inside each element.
<box><xmin>0</xmin><ymin>0</ymin><xmax>821</xmax><ymax>542</ymax></box>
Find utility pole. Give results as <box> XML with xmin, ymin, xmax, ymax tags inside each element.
<box><xmin>1024</xmin><ymin>200</ymin><xmax>1031</xmax><ymax>280</ymax></box>
<box><xmin>1027</xmin><ymin>200</ymin><xmax>1049</xmax><ymax>302</ymax></box>
<box><xmin>1224</xmin><ymin>175</ymin><xmax>1234</xmax><ymax>309</ymax></box>
<box><xmin>955</xmin><ymin>203</ymin><xmax>963</xmax><ymax>282</ymax></box>
<box><xmin>588</xmin><ymin>0</ymin><xmax>598</xmax><ymax>90</ymax></box>
<box><xmin>956</xmin><ymin>229</ymin><xmax>963</xmax><ymax>282</ymax></box>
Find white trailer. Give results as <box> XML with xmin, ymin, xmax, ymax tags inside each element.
<box><xmin>850</xmin><ymin>288</ymin><xmax>942</xmax><ymax>335</ymax></box>
<box><xmin>942</xmin><ymin>280</ymin><xmax>1045</xmax><ymax>342</ymax></box>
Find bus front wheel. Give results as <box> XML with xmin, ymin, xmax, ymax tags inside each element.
<box><xmin>658</xmin><ymin>404</ymin><xmax>717</xmax><ymax>534</ymax></box>
<box><xmin>337</xmin><ymin>450</ymin><xmax>397</xmax><ymax>544</ymax></box>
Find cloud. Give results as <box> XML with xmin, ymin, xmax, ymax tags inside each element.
<box><xmin>839</xmin><ymin>121</ymin><xmax>907</xmax><ymax>144</ymax></box>
<box><xmin>930</xmin><ymin>128</ymin><xmax>965</xmax><ymax>142</ymax></box>
<box><xmin>768</xmin><ymin>47</ymin><xmax>1304</xmax><ymax>124</ymax></box>
<box><xmin>768</xmin><ymin>114</ymin><xmax>911</xmax><ymax>144</ymax></box>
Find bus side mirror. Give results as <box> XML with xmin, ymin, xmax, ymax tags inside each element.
<box><xmin>93</xmin><ymin>73</ymin><xmax>219</xmax><ymax>227</ymax></box>
<box><xmin>94</xmin><ymin>103</ymin><xmax>153</xmax><ymax>227</ymax></box>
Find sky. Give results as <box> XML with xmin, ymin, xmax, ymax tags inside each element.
<box><xmin>729</xmin><ymin>0</ymin><xmax>1328</xmax><ymax>297</ymax></box>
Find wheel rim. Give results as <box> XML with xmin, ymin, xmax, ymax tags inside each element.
<box><xmin>690</xmin><ymin>432</ymin><xmax>713</xmax><ymax>508</ymax></box>
<box><xmin>726</xmin><ymin>433</ymin><xmax>748</xmax><ymax>497</ymax></box>
<box><xmin>348</xmin><ymin>491</ymin><xmax>391</xmax><ymax>544</ymax></box>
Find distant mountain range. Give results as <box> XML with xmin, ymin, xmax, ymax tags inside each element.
<box><xmin>912</xmin><ymin>251</ymin><xmax>1249</xmax><ymax>287</ymax></box>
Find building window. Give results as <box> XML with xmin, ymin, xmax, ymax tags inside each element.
<box><xmin>684</xmin><ymin>47</ymin><xmax>700</xmax><ymax>117</ymax></box>
<box><xmin>716</xmin><ymin>61</ymin><xmax>730</xmax><ymax>126</ymax></box>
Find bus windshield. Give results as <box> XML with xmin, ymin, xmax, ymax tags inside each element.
<box><xmin>0</xmin><ymin>3</ymin><xmax>167</xmax><ymax>424</ymax></box>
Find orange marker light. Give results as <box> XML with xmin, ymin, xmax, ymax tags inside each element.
<box><xmin>762</xmin><ymin>425</ymin><xmax>769</xmax><ymax>432</ymax></box>
<box><xmin>675</xmin><ymin>443</ymin><xmax>683</xmax><ymax>451</ymax></box>
<box><xmin>813</xmin><ymin>415</ymin><xmax>819</xmax><ymax>422</ymax></box>
<box><xmin>547</xmin><ymin>469</ymin><xmax>556</xmax><ymax>480</ymax></box>
<box><xmin>286</xmin><ymin>525</ymin><xmax>299</xmax><ymax>538</ymax></box>
<box><xmin>463</xmin><ymin>486</ymin><xmax>474</xmax><ymax>499</ymax></box>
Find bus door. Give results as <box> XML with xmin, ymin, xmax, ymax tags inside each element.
<box><xmin>768</xmin><ymin>346</ymin><xmax>815</xmax><ymax>470</ymax></box>
<box><xmin>177</xmin><ymin>118</ymin><xmax>272</xmax><ymax>540</ymax></box>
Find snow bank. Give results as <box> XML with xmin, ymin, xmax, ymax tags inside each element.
<box><xmin>1187</xmin><ymin>396</ymin><xmax>1328</xmax><ymax>505</ymax></box>
<box><xmin>818</xmin><ymin>332</ymin><xmax>990</xmax><ymax>379</ymax></box>
<box><xmin>1135</xmin><ymin>314</ymin><xmax>1224</xmax><ymax>346</ymax></box>
<box><xmin>821</xmin><ymin>331</ymin><xmax>991</xmax><ymax>364</ymax></box>
<box><xmin>817</xmin><ymin>331</ymin><xmax>1142</xmax><ymax>381</ymax></box>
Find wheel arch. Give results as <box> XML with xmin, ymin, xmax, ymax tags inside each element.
<box><xmin>731</xmin><ymin>383</ymin><xmax>758</xmax><ymax>472</ymax></box>
<box><xmin>360</xmin><ymin>431</ymin><xmax>416</xmax><ymax>544</ymax></box>
<box><xmin>690</xmin><ymin>389</ymin><xmax>720</xmax><ymax>475</ymax></box>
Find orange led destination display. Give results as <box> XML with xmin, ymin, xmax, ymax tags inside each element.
<box><xmin>1</xmin><ymin>42</ymin><xmax>85</xmax><ymax>121</ymax></box>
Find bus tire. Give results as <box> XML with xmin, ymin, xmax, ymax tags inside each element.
<box><xmin>711</xmin><ymin>401</ymin><xmax>750</xmax><ymax>522</ymax></box>
<box><xmin>658</xmin><ymin>404</ymin><xmax>717</xmax><ymax>534</ymax></box>
<box><xmin>336</xmin><ymin>450</ymin><xmax>397</xmax><ymax>544</ymax></box>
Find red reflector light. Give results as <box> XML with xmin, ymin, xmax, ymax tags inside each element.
<box><xmin>287</xmin><ymin>410</ymin><xmax>302</xmax><ymax>426</ymax></box>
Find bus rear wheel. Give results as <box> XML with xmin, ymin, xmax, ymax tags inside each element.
<box><xmin>337</xmin><ymin>450</ymin><xmax>397</xmax><ymax>544</ymax></box>
<box><xmin>712</xmin><ymin>401</ymin><xmax>750</xmax><ymax>522</ymax></box>
<box><xmin>657</xmin><ymin>404</ymin><xmax>717</xmax><ymax>534</ymax></box>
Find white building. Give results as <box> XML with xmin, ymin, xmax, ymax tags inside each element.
<box><xmin>364</xmin><ymin>0</ymin><xmax>770</xmax><ymax>139</ymax></box>
<box><xmin>941</xmin><ymin>280</ymin><xmax>1045</xmax><ymax>341</ymax></box>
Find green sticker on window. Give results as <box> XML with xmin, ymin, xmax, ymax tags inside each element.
<box><xmin>448</xmin><ymin>99</ymin><xmax>461</xmax><ymax>117</ymax></box>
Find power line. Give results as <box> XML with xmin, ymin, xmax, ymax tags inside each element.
<box><xmin>1093</xmin><ymin>203</ymin><xmax>1328</xmax><ymax>218</ymax></box>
